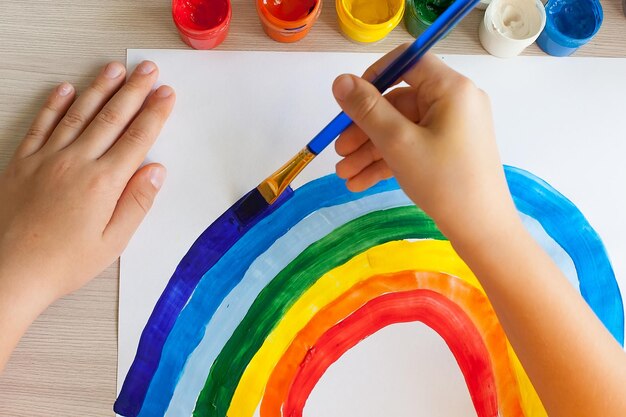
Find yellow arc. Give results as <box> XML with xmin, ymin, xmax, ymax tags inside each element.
<box><xmin>226</xmin><ymin>240</ymin><xmax>546</xmax><ymax>417</ymax></box>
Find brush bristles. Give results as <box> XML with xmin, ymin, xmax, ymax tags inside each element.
<box><xmin>256</xmin><ymin>147</ymin><xmax>315</xmax><ymax>204</ymax></box>
<box><xmin>258</xmin><ymin>181</ymin><xmax>278</xmax><ymax>204</ymax></box>
<box><xmin>234</xmin><ymin>147</ymin><xmax>316</xmax><ymax>224</ymax></box>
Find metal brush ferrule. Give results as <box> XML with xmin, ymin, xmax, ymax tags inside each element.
<box><xmin>258</xmin><ymin>147</ymin><xmax>315</xmax><ymax>204</ymax></box>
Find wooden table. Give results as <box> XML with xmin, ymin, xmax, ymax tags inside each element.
<box><xmin>0</xmin><ymin>1</ymin><xmax>624</xmax><ymax>415</ymax></box>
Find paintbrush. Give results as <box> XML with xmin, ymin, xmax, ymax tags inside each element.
<box><xmin>234</xmin><ymin>0</ymin><xmax>480</xmax><ymax>224</ymax></box>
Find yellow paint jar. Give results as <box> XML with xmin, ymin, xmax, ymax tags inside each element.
<box><xmin>336</xmin><ymin>0</ymin><xmax>405</xmax><ymax>43</ymax></box>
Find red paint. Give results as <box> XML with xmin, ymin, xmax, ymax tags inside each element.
<box><xmin>265</xmin><ymin>0</ymin><xmax>318</xmax><ymax>21</ymax></box>
<box><xmin>256</xmin><ymin>0</ymin><xmax>321</xmax><ymax>43</ymax></box>
<box><xmin>172</xmin><ymin>0</ymin><xmax>232</xmax><ymax>50</ymax></box>
<box><xmin>283</xmin><ymin>290</ymin><xmax>499</xmax><ymax>417</ymax></box>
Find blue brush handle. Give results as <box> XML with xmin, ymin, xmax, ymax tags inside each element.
<box><xmin>306</xmin><ymin>0</ymin><xmax>480</xmax><ymax>155</ymax></box>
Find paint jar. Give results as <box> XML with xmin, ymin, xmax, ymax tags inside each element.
<box><xmin>477</xmin><ymin>0</ymin><xmax>491</xmax><ymax>10</ymax></box>
<box><xmin>336</xmin><ymin>0</ymin><xmax>405</xmax><ymax>43</ymax></box>
<box><xmin>404</xmin><ymin>0</ymin><xmax>454</xmax><ymax>38</ymax></box>
<box><xmin>256</xmin><ymin>0</ymin><xmax>322</xmax><ymax>43</ymax></box>
<box><xmin>536</xmin><ymin>0</ymin><xmax>603</xmax><ymax>57</ymax></box>
<box><xmin>172</xmin><ymin>0</ymin><xmax>232</xmax><ymax>50</ymax></box>
<box><xmin>479</xmin><ymin>0</ymin><xmax>546</xmax><ymax>58</ymax></box>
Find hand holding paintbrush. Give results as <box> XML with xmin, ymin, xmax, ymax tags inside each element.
<box><xmin>233</xmin><ymin>0</ymin><xmax>480</xmax><ymax>224</ymax></box>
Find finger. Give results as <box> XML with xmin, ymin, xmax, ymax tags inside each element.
<box><xmin>336</xmin><ymin>140</ymin><xmax>382</xmax><ymax>179</ymax></box>
<box><xmin>401</xmin><ymin>53</ymin><xmax>469</xmax><ymax>105</ymax></box>
<box><xmin>385</xmin><ymin>87</ymin><xmax>420</xmax><ymax>123</ymax></box>
<box><xmin>362</xmin><ymin>42</ymin><xmax>412</xmax><ymax>83</ymax></box>
<box><xmin>44</xmin><ymin>62</ymin><xmax>126</xmax><ymax>152</ymax></box>
<box><xmin>15</xmin><ymin>82</ymin><xmax>75</xmax><ymax>159</ymax></box>
<box><xmin>76</xmin><ymin>61</ymin><xmax>160</xmax><ymax>158</ymax></box>
<box><xmin>364</xmin><ymin>50</ymin><xmax>464</xmax><ymax>106</ymax></box>
<box><xmin>103</xmin><ymin>163</ymin><xmax>165</xmax><ymax>246</ymax></box>
<box><xmin>335</xmin><ymin>123</ymin><xmax>369</xmax><ymax>157</ymax></box>
<box><xmin>335</xmin><ymin>87</ymin><xmax>420</xmax><ymax>158</ymax></box>
<box><xmin>333</xmin><ymin>74</ymin><xmax>419</xmax><ymax>155</ymax></box>
<box><xmin>100</xmin><ymin>85</ymin><xmax>175</xmax><ymax>178</ymax></box>
<box><xmin>344</xmin><ymin>159</ymin><xmax>393</xmax><ymax>192</ymax></box>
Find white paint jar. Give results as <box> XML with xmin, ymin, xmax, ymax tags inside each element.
<box><xmin>479</xmin><ymin>0</ymin><xmax>547</xmax><ymax>58</ymax></box>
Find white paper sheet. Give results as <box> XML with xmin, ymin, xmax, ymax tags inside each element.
<box><xmin>120</xmin><ymin>50</ymin><xmax>626</xmax><ymax>417</ymax></box>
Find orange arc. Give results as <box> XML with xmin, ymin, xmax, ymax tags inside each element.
<box><xmin>260</xmin><ymin>271</ymin><xmax>526</xmax><ymax>417</ymax></box>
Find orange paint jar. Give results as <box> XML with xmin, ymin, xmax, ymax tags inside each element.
<box><xmin>256</xmin><ymin>0</ymin><xmax>322</xmax><ymax>42</ymax></box>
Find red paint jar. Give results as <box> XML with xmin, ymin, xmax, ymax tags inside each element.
<box><xmin>256</xmin><ymin>0</ymin><xmax>321</xmax><ymax>43</ymax></box>
<box><xmin>172</xmin><ymin>0</ymin><xmax>232</xmax><ymax>50</ymax></box>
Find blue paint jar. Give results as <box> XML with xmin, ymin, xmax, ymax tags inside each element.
<box><xmin>536</xmin><ymin>0</ymin><xmax>603</xmax><ymax>57</ymax></box>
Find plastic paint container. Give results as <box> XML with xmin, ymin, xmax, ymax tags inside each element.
<box><xmin>172</xmin><ymin>0</ymin><xmax>232</xmax><ymax>50</ymax></box>
<box><xmin>404</xmin><ymin>0</ymin><xmax>454</xmax><ymax>38</ymax></box>
<box><xmin>536</xmin><ymin>0</ymin><xmax>603</xmax><ymax>56</ymax></box>
<box><xmin>477</xmin><ymin>0</ymin><xmax>491</xmax><ymax>10</ymax></box>
<box><xmin>256</xmin><ymin>0</ymin><xmax>322</xmax><ymax>43</ymax></box>
<box><xmin>479</xmin><ymin>0</ymin><xmax>546</xmax><ymax>58</ymax></box>
<box><xmin>336</xmin><ymin>0</ymin><xmax>405</xmax><ymax>43</ymax></box>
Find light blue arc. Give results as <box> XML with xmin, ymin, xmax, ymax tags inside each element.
<box><xmin>164</xmin><ymin>190</ymin><xmax>412</xmax><ymax>417</ymax></box>
<box><xmin>137</xmin><ymin>178</ymin><xmax>410</xmax><ymax>417</ymax></box>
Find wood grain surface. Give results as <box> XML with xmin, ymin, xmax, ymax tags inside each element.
<box><xmin>0</xmin><ymin>1</ymin><xmax>624</xmax><ymax>415</ymax></box>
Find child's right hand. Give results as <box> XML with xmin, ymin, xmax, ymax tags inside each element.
<box><xmin>335</xmin><ymin>46</ymin><xmax>626</xmax><ymax>417</ymax></box>
<box><xmin>332</xmin><ymin>46</ymin><xmax>521</xmax><ymax>245</ymax></box>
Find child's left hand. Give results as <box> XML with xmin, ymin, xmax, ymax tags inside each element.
<box><xmin>0</xmin><ymin>61</ymin><xmax>174</xmax><ymax>368</ymax></box>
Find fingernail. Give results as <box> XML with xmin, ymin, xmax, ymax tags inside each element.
<box><xmin>57</xmin><ymin>82</ymin><xmax>74</xmax><ymax>97</ymax></box>
<box><xmin>155</xmin><ymin>85</ymin><xmax>174</xmax><ymax>98</ymax></box>
<box><xmin>104</xmin><ymin>62</ymin><xmax>124</xmax><ymax>79</ymax></box>
<box><xmin>333</xmin><ymin>75</ymin><xmax>355</xmax><ymax>101</ymax></box>
<box><xmin>137</xmin><ymin>61</ymin><xmax>156</xmax><ymax>75</ymax></box>
<box><xmin>149</xmin><ymin>167</ymin><xmax>166</xmax><ymax>189</ymax></box>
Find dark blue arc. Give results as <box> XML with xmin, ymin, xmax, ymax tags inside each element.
<box><xmin>113</xmin><ymin>176</ymin><xmax>400</xmax><ymax>416</ymax></box>
<box><xmin>113</xmin><ymin>187</ymin><xmax>293</xmax><ymax>416</ymax></box>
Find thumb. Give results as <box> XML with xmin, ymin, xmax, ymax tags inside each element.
<box><xmin>104</xmin><ymin>163</ymin><xmax>166</xmax><ymax>246</ymax></box>
<box><xmin>333</xmin><ymin>74</ymin><xmax>417</xmax><ymax>152</ymax></box>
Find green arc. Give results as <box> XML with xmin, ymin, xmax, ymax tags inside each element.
<box><xmin>193</xmin><ymin>206</ymin><xmax>445</xmax><ymax>416</ymax></box>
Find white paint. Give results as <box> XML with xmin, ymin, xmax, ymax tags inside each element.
<box><xmin>479</xmin><ymin>0</ymin><xmax>546</xmax><ymax>57</ymax></box>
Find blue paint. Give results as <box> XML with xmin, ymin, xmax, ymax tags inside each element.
<box><xmin>536</xmin><ymin>0</ymin><xmax>603</xmax><ymax>57</ymax></box>
<box><xmin>113</xmin><ymin>188</ymin><xmax>293</xmax><ymax>417</ymax></box>
<box><xmin>505</xmin><ymin>166</ymin><xmax>624</xmax><ymax>343</ymax></box>
<box><xmin>116</xmin><ymin>168</ymin><xmax>624</xmax><ymax>416</ymax></box>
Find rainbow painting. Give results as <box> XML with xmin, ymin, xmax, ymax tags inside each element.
<box><xmin>114</xmin><ymin>166</ymin><xmax>624</xmax><ymax>417</ymax></box>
